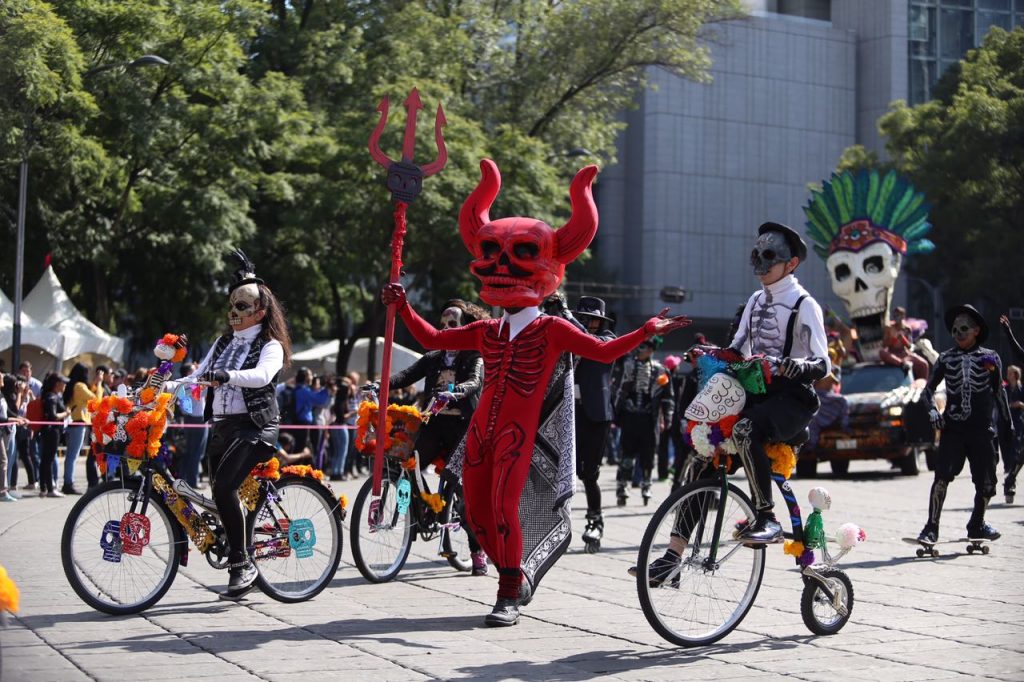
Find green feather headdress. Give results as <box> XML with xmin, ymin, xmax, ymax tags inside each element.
<box><xmin>803</xmin><ymin>170</ymin><xmax>934</xmax><ymax>260</ymax></box>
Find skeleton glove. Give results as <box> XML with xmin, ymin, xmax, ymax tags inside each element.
<box><xmin>778</xmin><ymin>357</ymin><xmax>827</xmax><ymax>383</ymax></box>
<box><xmin>928</xmin><ymin>408</ymin><xmax>944</xmax><ymax>430</ymax></box>
<box><xmin>202</xmin><ymin>369</ymin><xmax>231</xmax><ymax>386</ymax></box>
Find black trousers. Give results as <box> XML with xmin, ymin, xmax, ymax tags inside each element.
<box><xmin>575</xmin><ymin>409</ymin><xmax>610</xmax><ymax>514</ymax></box>
<box><xmin>414</xmin><ymin>415</ymin><xmax>481</xmax><ymax>554</ymax></box>
<box><xmin>934</xmin><ymin>426</ymin><xmax>998</xmax><ymax>495</ymax></box>
<box><xmin>207</xmin><ymin>416</ymin><xmax>278</xmax><ymax>564</ymax></box>
<box><xmin>617</xmin><ymin>411</ymin><xmax>658</xmax><ymax>485</ymax></box>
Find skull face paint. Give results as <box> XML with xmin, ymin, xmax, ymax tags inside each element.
<box><xmin>229</xmin><ymin>283</ymin><xmax>262</xmax><ymax>327</ymax></box>
<box><xmin>951</xmin><ymin>314</ymin><xmax>980</xmax><ymax>349</ymax></box>
<box><xmin>459</xmin><ymin>160</ymin><xmax>599</xmax><ymax>308</ymax></box>
<box><xmin>750</xmin><ymin>231</ymin><xmax>792</xmax><ymax>276</ymax></box>
<box><xmin>826</xmin><ymin>241</ymin><xmax>901</xmax><ymax>357</ymax></box>
<box><xmin>440</xmin><ymin>307</ymin><xmax>463</xmax><ymax>330</ymax></box>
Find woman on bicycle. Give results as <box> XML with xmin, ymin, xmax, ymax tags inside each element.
<box><xmin>373</xmin><ymin>300</ymin><xmax>489</xmax><ymax>574</ymax></box>
<box><xmin>176</xmin><ymin>249</ymin><xmax>292</xmax><ymax>600</ymax></box>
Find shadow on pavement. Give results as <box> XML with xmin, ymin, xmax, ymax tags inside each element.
<box><xmin>841</xmin><ymin>552</ymin><xmax>960</xmax><ymax>569</ymax></box>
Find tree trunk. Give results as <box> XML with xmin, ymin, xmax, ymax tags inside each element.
<box><xmin>93</xmin><ymin>263</ymin><xmax>111</xmax><ymax>331</ymax></box>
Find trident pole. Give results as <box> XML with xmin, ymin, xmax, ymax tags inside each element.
<box><xmin>367</xmin><ymin>89</ymin><xmax>447</xmax><ymax>495</ymax></box>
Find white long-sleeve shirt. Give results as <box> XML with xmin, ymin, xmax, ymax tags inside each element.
<box><xmin>167</xmin><ymin>325</ymin><xmax>283</xmax><ymax>418</ymax></box>
<box><xmin>729</xmin><ymin>275</ymin><xmax>831</xmax><ymax>375</ymax></box>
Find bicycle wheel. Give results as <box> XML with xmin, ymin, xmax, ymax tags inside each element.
<box><xmin>350</xmin><ymin>471</ymin><xmax>414</xmax><ymax>583</ymax></box>
<box><xmin>252</xmin><ymin>475</ymin><xmax>344</xmax><ymax>603</ymax></box>
<box><xmin>61</xmin><ymin>479</ymin><xmax>184</xmax><ymax>615</ymax></box>
<box><xmin>441</xmin><ymin>485</ymin><xmax>472</xmax><ymax>572</ymax></box>
<box><xmin>800</xmin><ymin>567</ymin><xmax>854</xmax><ymax>635</ymax></box>
<box><xmin>636</xmin><ymin>479</ymin><xmax>765</xmax><ymax>646</ymax></box>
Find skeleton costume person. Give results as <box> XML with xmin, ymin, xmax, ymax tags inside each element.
<box><xmin>917</xmin><ymin>305</ymin><xmax>1013</xmax><ymax>544</ymax></box>
<box><xmin>613</xmin><ymin>337</ymin><xmax>674</xmax><ymax>506</ymax></box>
<box><xmin>727</xmin><ymin>222</ymin><xmax>830</xmax><ymax>544</ymax></box>
<box><xmin>382</xmin><ymin>301</ymin><xmax>488</xmax><ymax>573</ymax></box>
<box><xmin>170</xmin><ymin>249</ymin><xmax>292</xmax><ymax>600</ymax></box>
<box><xmin>381</xmin><ymin>159</ymin><xmax>690</xmax><ymax>627</ymax></box>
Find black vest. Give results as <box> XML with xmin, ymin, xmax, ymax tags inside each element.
<box><xmin>203</xmin><ymin>333</ymin><xmax>280</xmax><ymax>428</ymax></box>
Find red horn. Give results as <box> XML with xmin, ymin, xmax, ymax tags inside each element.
<box><xmin>459</xmin><ymin>159</ymin><xmax>501</xmax><ymax>257</ymax></box>
<box><xmin>555</xmin><ymin>165</ymin><xmax>599</xmax><ymax>264</ymax></box>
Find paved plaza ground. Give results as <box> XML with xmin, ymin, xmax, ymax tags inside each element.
<box><xmin>1</xmin><ymin>458</ymin><xmax>1022</xmax><ymax>681</ymax></box>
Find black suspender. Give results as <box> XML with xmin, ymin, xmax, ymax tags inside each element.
<box><xmin>783</xmin><ymin>295</ymin><xmax>809</xmax><ymax>358</ymax></box>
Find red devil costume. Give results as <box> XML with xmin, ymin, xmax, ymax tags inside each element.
<box><xmin>382</xmin><ymin>159</ymin><xmax>689</xmax><ymax>626</ymax></box>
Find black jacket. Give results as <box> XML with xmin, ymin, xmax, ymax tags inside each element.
<box><xmin>389</xmin><ymin>350</ymin><xmax>483</xmax><ymax>420</ymax></box>
<box><xmin>574</xmin><ymin>329</ymin><xmax>617</xmax><ymax>422</ymax></box>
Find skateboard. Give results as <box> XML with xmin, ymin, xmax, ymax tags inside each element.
<box><xmin>902</xmin><ymin>537</ymin><xmax>993</xmax><ymax>557</ymax></box>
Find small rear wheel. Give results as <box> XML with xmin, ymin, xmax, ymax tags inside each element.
<box><xmin>351</xmin><ymin>470</ymin><xmax>414</xmax><ymax>582</ymax></box>
<box><xmin>801</xmin><ymin>568</ymin><xmax>854</xmax><ymax>635</ymax></box>
<box><xmin>252</xmin><ymin>475</ymin><xmax>344</xmax><ymax>603</ymax></box>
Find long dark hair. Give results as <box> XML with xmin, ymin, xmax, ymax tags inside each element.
<box><xmin>42</xmin><ymin>372</ymin><xmax>64</xmax><ymax>396</ymax></box>
<box><xmin>259</xmin><ymin>284</ymin><xmax>292</xmax><ymax>368</ymax></box>
<box><xmin>2</xmin><ymin>373</ymin><xmax>17</xmax><ymax>413</ymax></box>
<box><xmin>63</xmin><ymin>362</ymin><xmax>89</xmax><ymax>404</ymax></box>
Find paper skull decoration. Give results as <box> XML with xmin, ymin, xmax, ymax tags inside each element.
<box><xmin>808</xmin><ymin>486</ymin><xmax>832</xmax><ymax>511</ymax></box>
<box><xmin>685</xmin><ymin>373</ymin><xmax>746</xmax><ymax>423</ymax></box>
<box><xmin>100</xmin><ymin>520</ymin><xmax>123</xmax><ymax>563</ymax></box>
<box><xmin>459</xmin><ymin>159</ymin><xmax>599</xmax><ymax>308</ymax></box>
<box><xmin>804</xmin><ymin>170</ymin><xmax>934</xmax><ymax>361</ymax></box>
<box><xmin>396</xmin><ymin>478</ymin><xmax>412</xmax><ymax>515</ymax></box>
<box><xmin>118</xmin><ymin>512</ymin><xmax>151</xmax><ymax>556</ymax></box>
<box><xmin>288</xmin><ymin>518</ymin><xmax>316</xmax><ymax>559</ymax></box>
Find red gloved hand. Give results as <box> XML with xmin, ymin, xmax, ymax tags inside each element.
<box><xmin>643</xmin><ymin>307</ymin><xmax>691</xmax><ymax>336</ymax></box>
<box><xmin>380</xmin><ymin>283</ymin><xmax>407</xmax><ymax>310</ymax></box>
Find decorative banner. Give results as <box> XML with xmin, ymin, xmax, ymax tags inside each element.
<box><xmin>126</xmin><ymin>458</ymin><xmax>141</xmax><ymax>474</ymax></box>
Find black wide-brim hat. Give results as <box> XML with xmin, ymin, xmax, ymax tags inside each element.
<box><xmin>574</xmin><ymin>295</ymin><xmax>612</xmax><ymax>322</ymax></box>
<box><xmin>758</xmin><ymin>221</ymin><xmax>808</xmax><ymax>262</ymax></box>
<box><xmin>944</xmin><ymin>304</ymin><xmax>988</xmax><ymax>344</ymax></box>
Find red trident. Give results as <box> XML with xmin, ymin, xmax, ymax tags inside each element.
<box><xmin>367</xmin><ymin>88</ymin><xmax>447</xmax><ymax>496</ymax></box>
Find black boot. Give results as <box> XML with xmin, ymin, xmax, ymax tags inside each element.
<box><xmin>219</xmin><ymin>560</ymin><xmax>258</xmax><ymax>601</ymax></box>
<box><xmin>582</xmin><ymin>513</ymin><xmax>604</xmax><ymax>552</ymax></box>
<box><xmin>641</xmin><ymin>479</ymin><xmax>652</xmax><ymax>506</ymax></box>
<box><xmin>628</xmin><ymin>549</ymin><xmax>681</xmax><ymax>587</ymax></box>
<box><xmin>616</xmin><ymin>484</ymin><xmax>628</xmax><ymax>506</ymax></box>
<box><xmin>966</xmin><ymin>492</ymin><xmax>999</xmax><ymax>540</ymax></box>
<box><xmin>917</xmin><ymin>523</ymin><xmax>938</xmax><ymax>545</ymax></box>
<box><xmin>739</xmin><ymin>513</ymin><xmax>784</xmax><ymax>545</ymax></box>
<box><xmin>966</xmin><ymin>522</ymin><xmax>1000</xmax><ymax>541</ymax></box>
<box><xmin>484</xmin><ymin>598</ymin><xmax>520</xmax><ymax>627</ymax></box>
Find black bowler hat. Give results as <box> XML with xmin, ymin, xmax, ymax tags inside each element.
<box><xmin>574</xmin><ymin>296</ymin><xmax>612</xmax><ymax>322</ymax></box>
<box><xmin>758</xmin><ymin>221</ymin><xmax>808</xmax><ymax>262</ymax></box>
<box><xmin>944</xmin><ymin>304</ymin><xmax>988</xmax><ymax>344</ymax></box>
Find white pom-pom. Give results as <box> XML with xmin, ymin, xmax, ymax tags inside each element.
<box><xmin>835</xmin><ymin>522</ymin><xmax>866</xmax><ymax>549</ymax></box>
<box><xmin>692</xmin><ymin>424</ymin><xmax>714</xmax><ymax>459</ymax></box>
<box><xmin>808</xmin><ymin>487</ymin><xmax>832</xmax><ymax>511</ymax></box>
<box><xmin>117</xmin><ymin>384</ymin><xmax>128</xmax><ymax>398</ymax></box>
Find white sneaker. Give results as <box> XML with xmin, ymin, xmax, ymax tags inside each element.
<box><xmin>47</xmin><ymin>490</ymin><xmax>66</xmax><ymax>498</ymax></box>
<box><xmin>0</xmin><ymin>492</ymin><xmax>17</xmax><ymax>502</ymax></box>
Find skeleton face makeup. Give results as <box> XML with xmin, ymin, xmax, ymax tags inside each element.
<box><xmin>951</xmin><ymin>314</ymin><xmax>980</xmax><ymax>349</ymax></box>
<box><xmin>440</xmin><ymin>307</ymin><xmax>463</xmax><ymax>330</ymax></box>
<box><xmin>229</xmin><ymin>283</ymin><xmax>263</xmax><ymax>328</ymax></box>
<box><xmin>750</xmin><ymin>231</ymin><xmax>792</xmax><ymax>276</ymax></box>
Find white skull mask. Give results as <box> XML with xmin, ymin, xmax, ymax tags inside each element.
<box><xmin>826</xmin><ymin>242</ymin><xmax>901</xmax><ymax>359</ymax></box>
<box><xmin>684</xmin><ymin>374</ymin><xmax>746</xmax><ymax>423</ymax></box>
<box><xmin>229</xmin><ymin>283</ymin><xmax>262</xmax><ymax>326</ymax></box>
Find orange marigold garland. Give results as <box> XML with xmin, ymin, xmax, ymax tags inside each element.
<box><xmin>764</xmin><ymin>442</ymin><xmax>796</xmax><ymax>479</ymax></box>
<box><xmin>281</xmin><ymin>464</ymin><xmax>325</xmax><ymax>481</ymax></box>
<box><xmin>250</xmin><ymin>458</ymin><xmax>281</xmax><ymax>480</ymax></box>
<box><xmin>355</xmin><ymin>401</ymin><xmax>423</xmax><ymax>459</ymax></box>
<box><xmin>0</xmin><ymin>564</ymin><xmax>19</xmax><ymax>614</ymax></box>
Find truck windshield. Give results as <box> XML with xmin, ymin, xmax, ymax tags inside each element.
<box><xmin>840</xmin><ymin>365</ymin><xmax>911</xmax><ymax>395</ymax></box>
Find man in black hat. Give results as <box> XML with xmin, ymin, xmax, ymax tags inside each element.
<box><xmin>612</xmin><ymin>335</ymin><xmax>674</xmax><ymax>506</ymax></box>
<box><xmin>916</xmin><ymin>304</ymin><xmax>1013</xmax><ymax>544</ymax></box>
<box><xmin>723</xmin><ymin>221</ymin><xmax>831</xmax><ymax>543</ymax></box>
<box><xmin>572</xmin><ymin>296</ymin><xmax>617</xmax><ymax>550</ymax></box>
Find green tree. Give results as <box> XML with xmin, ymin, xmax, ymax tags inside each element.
<box><xmin>837</xmin><ymin>27</ymin><xmax>1024</xmax><ymax>325</ymax></box>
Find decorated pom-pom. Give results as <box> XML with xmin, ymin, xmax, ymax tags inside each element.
<box><xmin>835</xmin><ymin>522</ymin><xmax>866</xmax><ymax>549</ymax></box>
<box><xmin>808</xmin><ymin>487</ymin><xmax>832</xmax><ymax>511</ymax></box>
<box><xmin>657</xmin><ymin>373</ymin><xmax>670</xmax><ymax>386</ymax></box>
<box><xmin>784</xmin><ymin>540</ymin><xmax>805</xmax><ymax>558</ymax></box>
<box><xmin>172</xmin><ymin>347</ymin><xmax>187</xmax><ymax>363</ymax></box>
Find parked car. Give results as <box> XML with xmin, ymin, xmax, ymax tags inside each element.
<box><xmin>798</xmin><ymin>363</ymin><xmax>936</xmax><ymax>477</ymax></box>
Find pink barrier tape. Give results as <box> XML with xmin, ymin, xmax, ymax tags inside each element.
<box><xmin>22</xmin><ymin>421</ymin><xmax>356</xmax><ymax>430</ymax></box>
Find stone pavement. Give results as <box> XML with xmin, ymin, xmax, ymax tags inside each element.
<box><xmin>1</xmin><ymin>459</ymin><xmax>1022</xmax><ymax>681</ymax></box>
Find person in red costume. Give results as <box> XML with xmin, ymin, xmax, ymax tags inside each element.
<box><xmin>381</xmin><ymin>159</ymin><xmax>689</xmax><ymax>627</ymax></box>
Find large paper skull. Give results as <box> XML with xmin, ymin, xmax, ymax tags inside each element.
<box><xmin>287</xmin><ymin>518</ymin><xmax>316</xmax><ymax>559</ymax></box>
<box><xmin>826</xmin><ymin>241</ymin><xmax>901</xmax><ymax>360</ymax></box>
<box><xmin>119</xmin><ymin>512</ymin><xmax>151</xmax><ymax>556</ymax></box>
<box><xmin>229</xmin><ymin>283</ymin><xmax>262</xmax><ymax>326</ymax></box>
<box><xmin>685</xmin><ymin>374</ymin><xmax>747</xmax><ymax>423</ymax></box>
<box><xmin>459</xmin><ymin>160</ymin><xmax>599</xmax><ymax>307</ymax></box>
<box><xmin>100</xmin><ymin>520</ymin><xmax>123</xmax><ymax>563</ymax></box>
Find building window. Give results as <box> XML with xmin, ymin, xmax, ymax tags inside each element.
<box><xmin>978</xmin><ymin>9</ymin><xmax>1012</xmax><ymax>34</ymax></box>
<box><xmin>909</xmin><ymin>59</ymin><xmax>937</xmax><ymax>104</ymax></box>
<box><xmin>910</xmin><ymin>5</ymin><xmax>937</xmax><ymax>56</ymax></box>
<box><xmin>978</xmin><ymin>0</ymin><xmax>1009</xmax><ymax>9</ymax></box>
<box><xmin>940</xmin><ymin>8</ymin><xmax>974</xmax><ymax>58</ymax></box>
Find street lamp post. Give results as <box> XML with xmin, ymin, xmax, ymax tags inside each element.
<box><xmin>10</xmin><ymin>54</ymin><xmax>168</xmax><ymax>371</ymax></box>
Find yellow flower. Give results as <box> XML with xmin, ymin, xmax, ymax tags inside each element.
<box><xmin>0</xmin><ymin>564</ymin><xmax>20</xmax><ymax>613</ymax></box>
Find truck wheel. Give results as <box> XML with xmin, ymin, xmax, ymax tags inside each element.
<box><xmin>829</xmin><ymin>459</ymin><xmax>850</xmax><ymax>476</ymax></box>
<box><xmin>796</xmin><ymin>458</ymin><xmax>817</xmax><ymax>478</ymax></box>
<box><xmin>898</xmin><ymin>452</ymin><xmax>920</xmax><ymax>476</ymax></box>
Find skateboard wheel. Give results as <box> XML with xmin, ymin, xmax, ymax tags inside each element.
<box><xmin>966</xmin><ymin>545</ymin><xmax>974</xmax><ymax>554</ymax></box>
<box><xmin>982</xmin><ymin>546</ymin><xmax>990</xmax><ymax>555</ymax></box>
<box><xmin>916</xmin><ymin>549</ymin><xmax>924</xmax><ymax>558</ymax></box>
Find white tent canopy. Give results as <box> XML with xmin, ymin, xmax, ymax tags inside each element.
<box><xmin>0</xmin><ymin>288</ymin><xmax>65</xmax><ymax>373</ymax></box>
<box><xmin>291</xmin><ymin>337</ymin><xmax>424</xmax><ymax>389</ymax></box>
<box><xmin>22</xmin><ymin>265</ymin><xmax>125</xmax><ymax>367</ymax></box>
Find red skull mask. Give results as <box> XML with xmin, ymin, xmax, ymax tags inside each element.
<box><xmin>459</xmin><ymin>159</ymin><xmax>599</xmax><ymax>307</ymax></box>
